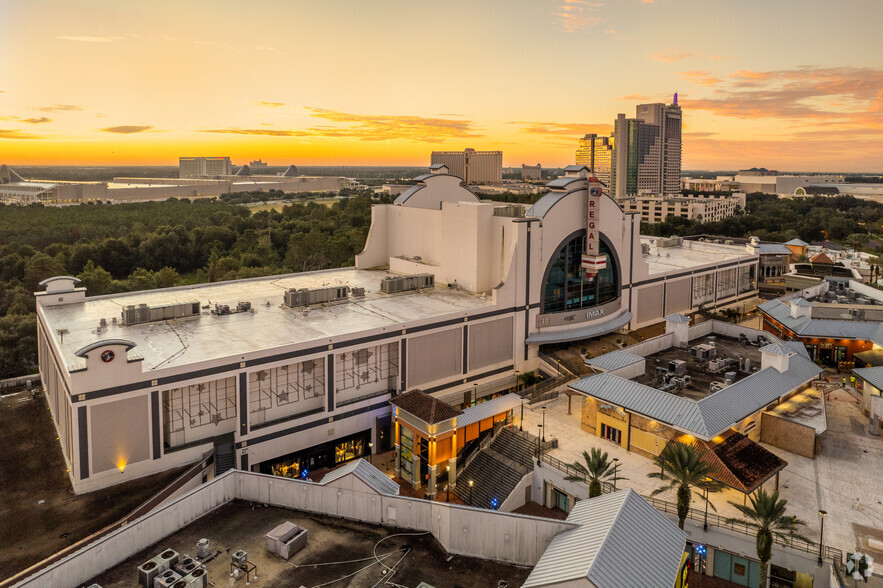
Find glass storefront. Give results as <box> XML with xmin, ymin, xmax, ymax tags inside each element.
<box><xmin>261</xmin><ymin>429</ymin><xmax>371</xmax><ymax>479</ymax></box>
<box><xmin>542</xmin><ymin>232</ymin><xmax>619</xmax><ymax>314</ymax></box>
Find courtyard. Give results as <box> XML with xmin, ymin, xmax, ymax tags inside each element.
<box><xmin>520</xmin><ymin>384</ymin><xmax>883</xmax><ymax>560</ymax></box>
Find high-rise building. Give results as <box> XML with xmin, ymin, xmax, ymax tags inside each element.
<box><xmin>522</xmin><ymin>163</ymin><xmax>542</xmax><ymax>180</ymax></box>
<box><xmin>611</xmin><ymin>97</ymin><xmax>682</xmax><ymax>197</ymax></box>
<box><xmin>431</xmin><ymin>148</ymin><xmax>502</xmax><ymax>184</ymax></box>
<box><xmin>179</xmin><ymin>157</ymin><xmax>232</xmax><ymax>178</ymax></box>
<box><xmin>575</xmin><ymin>134</ymin><xmax>613</xmax><ymax>188</ymax></box>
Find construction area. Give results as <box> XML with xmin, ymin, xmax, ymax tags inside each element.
<box><xmin>86</xmin><ymin>501</ymin><xmax>532</xmax><ymax>588</ymax></box>
<box><xmin>635</xmin><ymin>333</ymin><xmax>769</xmax><ymax>401</ymax></box>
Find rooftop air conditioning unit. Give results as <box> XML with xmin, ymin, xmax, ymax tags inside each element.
<box><xmin>232</xmin><ymin>550</ymin><xmax>248</xmax><ymax>567</ymax></box>
<box><xmin>153</xmin><ymin>569</ymin><xmax>182</xmax><ymax>588</ymax></box>
<box><xmin>138</xmin><ymin>558</ymin><xmax>163</xmax><ymax>588</ymax></box>
<box><xmin>179</xmin><ymin>566</ymin><xmax>207</xmax><ymax>588</ymax></box>
<box><xmin>196</xmin><ymin>539</ymin><xmax>211</xmax><ymax>560</ymax></box>
<box><xmin>157</xmin><ymin>549</ymin><xmax>179</xmax><ymax>571</ymax></box>
<box><xmin>174</xmin><ymin>555</ymin><xmax>198</xmax><ymax>576</ymax></box>
<box><xmin>668</xmin><ymin>360</ymin><xmax>687</xmax><ymax>375</ymax></box>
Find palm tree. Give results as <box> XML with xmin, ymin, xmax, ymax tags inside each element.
<box><xmin>564</xmin><ymin>448</ymin><xmax>623</xmax><ymax>497</ymax></box>
<box><xmin>648</xmin><ymin>441</ymin><xmax>722</xmax><ymax>529</ymax></box>
<box><xmin>726</xmin><ymin>488</ymin><xmax>809</xmax><ymax>588</ymax></box>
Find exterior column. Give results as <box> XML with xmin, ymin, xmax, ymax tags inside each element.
<box><xmin>394</xmin><ymin>419</ymin><xmax>401</xmax><ymax>478</ymax></box>
<box><xmin>428</xmin><ymin>464</ymin><xmax>437</xmax><ymax>497</ymax></box>
<box><xmin>412</xmin><ymin>450</ymin><xmax>421</xmax><ymax>490</ymax></box>
<box><xmin>448</xmin><ymin>457</ymin><xmax>457</xmax><ymax>489</ymax></box>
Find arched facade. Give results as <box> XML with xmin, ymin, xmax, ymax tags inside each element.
<box><xmin>541</xmin><ymin>230</ymin><xmax>620</xmax><ymax>314</ymax></box>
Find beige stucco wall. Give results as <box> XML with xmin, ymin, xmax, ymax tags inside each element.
<box><xmin>90</xmin><ymin>395</ymin><xmax>151</xmax><ymax>475</ymax></box>
<box><xmin>760</xmin><ymin>412</ymin><xmax>816</xmax><ymax>458</ymax></box>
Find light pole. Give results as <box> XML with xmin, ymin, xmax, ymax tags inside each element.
<box><xmin>368</xmin><ymin>442</ymin><xmax>374</xmax><ymax>466</ymax></box>
<box><xmin>537</xmin><ymin>425</ymin><xmax>543</xmax><ymax>465</ymax></box>
<box><xmin>542</xmin><ymin>406</ymin><xmax>547</xmax><ymax>442</ymax></box>
<box><xmin>468</xmin><ymin>479</ymin><xmax>474</xmax><ymax>505</ymax></box>
<box><xmin>703</xmin><ymin>478</ymin><xmax>709</xmax><ymax>532</ymax></box>
<box><xmin>520</xmin><ymin>399</ymin><xmax>524</xmax><ymax>431</ymax></box>
<box><xmin>612</xmin><ymin>458</ymin><xmax>619</xmax><ymax>492</ymax></box>
<box><xmin>514</xmin><ymin>370</ymin><xmax>520</xmax><ymax>393</ymax></box>
<box><xmin>818</xmin><ymin>510</ymin><xmax>827</xmax><ymax>566</ymax></box>
<box><xmin>696</xmin><ymin>544</ymin><xmax>706</xmax><ymax>588</ymax></box>
<box><xmin>472</xmin><ymin>383</ymin><xmax>477</xmax><ymax>406</ymax></box>
<box><xmin>446</xmin><ymin>465</ymin><xmax>450</xmax><ymax>502</ymax></box>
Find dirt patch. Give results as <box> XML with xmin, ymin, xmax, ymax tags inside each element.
<box><xmin>0</xmin><ymin>391</ymin><xmax>187</xmax><ymax>579</ymax></box>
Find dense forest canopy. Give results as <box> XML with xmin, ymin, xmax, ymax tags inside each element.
<box><xmin>2</xmin><ymin>191</ymin><xmax>883</xmax><ymax>378</ymax></box>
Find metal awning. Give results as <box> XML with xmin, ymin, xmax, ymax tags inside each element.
<box><xmin>525</xmin><ymin>311</ymin><xmax>632</xmax><ymax>345</ymax></box>
<box><xmin>458</xmin><ymin>393</ymin><xmax>522</xmax><ymax>428</ymax></box>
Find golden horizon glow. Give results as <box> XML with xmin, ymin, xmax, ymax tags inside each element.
<box><xmin>0</xmin><ymin>1</ymin><xmax>881</xmax><ymax>171</ymax></box>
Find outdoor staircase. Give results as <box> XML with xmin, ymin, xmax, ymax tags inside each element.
<box><xmin>454</xmin><ymin>427</ymin><xmax>554</xmax><ymax>508</ymax></box>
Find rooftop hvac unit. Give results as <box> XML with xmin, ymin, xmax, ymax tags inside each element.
<box><xmin>153</xmin><ymin>569</ymin><xmax>182</xmax><ymax>588</ymax></box>
<box><xmin>196</xmin><ymin>539</ymin><xmax>211</xmax><ymax>559</ymax></box>
<box><xmin>174</xmin><ymin>555</ymin><xmax>198</xmax><ymax>575</ymax></box>
<box><xmin>266</xmin><ymin>521</ymin><xmax>309</xmax><ymax>560</ymax></box>
<box><xmin>232</xmin><ymin>550</ymin><xmax>248</xmax><ymax>567</ymax></box>
<box><xmin>179</xmin><ymin>566</ymin><xmax>207</xmax><ymax>588</ymax></box>
<box><xmin>380</xmin><ymin>273</ymin><xmax>435</xmax><ymax>294</ymax></box>
<box><xmin>668</xmin><ymin>360</ymin><xmax>687</xmax><ymax>375</ymax></box>
<box><xmin>641</xmin><ymin>243</ymin><xmax>651</xmax><ymax>255</ymax></box>
<box><xmin>284</xmin><ymin>286</ymin><xmax>349</xmax><ymax>308</ymax></box>
<box><xmin>122</xmin><ymin>302</ymin><xmax>199</xmax><ymax>326</ymax></box>
<box><xmin>138</xmin><ymin>559</ymin><xmax>162</xmax><ymax>588</ymax></box>
<box><xmin>351</xmin><ymin>286</ymin><xmax>366</xmax><ymax>297</ymax></box>
<box><xmin>691</xmin><ymin>344</ymin><xmax>716</xmax><ymax>361</ymax></box>
<box><xmin>157</xmin><ymin>549</ymin><xmax>179</xmax><ymax>570</ymax></box>
<box><xmin>724</xmin><ymin>371</ymin><xmax>737</xmax><ymax>384</ymax></box>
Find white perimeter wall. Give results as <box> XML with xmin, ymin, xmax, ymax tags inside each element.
<box><xmin>15</xmin><ymin>470</ymin><xmax>575</xmax><ymax>588</ymax></box>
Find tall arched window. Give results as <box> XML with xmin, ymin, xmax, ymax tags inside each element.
<box><xmin>542</xmin><ymin>232</ymin><xmax>619</xmax><ymax>314</ymax></box>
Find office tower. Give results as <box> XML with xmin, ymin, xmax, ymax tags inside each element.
<box><xmin>611</xmin><ymin>96</ymin><xmax>682</xmax><ymax>197</ymax></box>
<box><xmin>575</xmin><ymin>134</ymin><xmax>614</xmax><ymax>188</ymax></box>
<box><xmin>431</xmin><ymin>148</ymin><xmax>503</xmax><ymax>184</ymax></box>
<box><xmin>179</xmin><ymin>157</ymin><xmax>232</xmax><ymax>178</ymax></box>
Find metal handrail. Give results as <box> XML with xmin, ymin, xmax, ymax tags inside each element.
<box><xmin>457</xmin><ymin>418</ymin><xmax>509</xmax><ymax>474</ymax></box>
<box><xmin>540</xmin><ymin>454</ymin><xmax>843</xmax><ymax>564</ymax></box>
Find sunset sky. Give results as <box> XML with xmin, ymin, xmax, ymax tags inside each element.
<box><xmin>1</xmin><ymin>0</ymin><xmax>881</xmax><ymax>171</ymax></box>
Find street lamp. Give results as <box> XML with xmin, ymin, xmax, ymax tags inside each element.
<box><xmin>818</xmin><ymin>510</ymin><xmax>827</xmax><ymax>566</ymax></box>
<box><xmin>703</xmin><ymin>478</ymin><xmax>710</xmax><ymax>532</ymax></box>
<box><xmin>537</xmin><ymin>425</ymin><xmax>543</xmax><ymax>465</ymax></box>
<box><xmin>612</xmin><ymin>458</ymin><xmax>619</xmax><ymax>492</ymax></box>
<box><xmin>469</xmin><ymin>479</ymin><xmax>474</xmax><ymax>505</ymax></box>
<box><xmin>472</xmin><ymin>383</ymin><xmax>477</xmax><ymax>406</ymax></box>
<box><xmin>520</xmin><ymin>399</ymin><xmax>524</xmax><ymax>432</ymax></box>
<box><xmin>514</xmin><ymin>370</ymin><xmax>520</xmax><ymax>392</ymax></box>
<box><xmin>368</xmin><ymin>442</ymin><xmax>374</xmax><ymax>466</ymax></box>
<box><xmin>542</xmin><ymin>406</ymin><xmax>547</xmax><ymax>442</ymax></box>
<box><xmin>446</xmin><ymin>465</ymin><xmax>450</xmax><ymax>503</ymax></box>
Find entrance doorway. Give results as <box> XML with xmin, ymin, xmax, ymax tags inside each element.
<box><xmin>600</xmin><ymin>422</ymin><xmax>622</xmax><ymax>445</ymax></box>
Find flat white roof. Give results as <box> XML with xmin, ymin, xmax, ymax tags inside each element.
<box><xmin>641</xmin><ymin>237</ymin><xmax>754</xmax><ymax>274</ymax></box>
<box><xmin>42</xmin><ymin>268</ymin><xmax>492</xmax><ymax>373</ymax></box>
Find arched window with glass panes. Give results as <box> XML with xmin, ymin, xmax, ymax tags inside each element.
<box><xmin>541</xmin><ymin>231</ymin><xmax>619</xmax><ymax>314</ymax></box>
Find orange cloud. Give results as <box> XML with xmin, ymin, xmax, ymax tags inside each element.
<box><xmin>0</xmin><ymin>129</ymin><xmax>42</xmax><ymax>140</ymax></box>
<box><xmin>22</xmin><ymin>117</ymin><xmax>52</xmax><ymax>124</ymax></box>
<box><xmin>651</xmin><ymin>50</ymin><xmax>694</xmax><ymax>63</ymax></box>
<box><xmin>100</xmin><ymin>125</ymin><xmax>154</xmax><ymax>134</ymax></box>
<box><xmin>203</xmin><ymin>110</ymin><xmax>483</xmax><ymax>143</ymax></box>
<box><xmin>509</xmin><ymin>121</ymin><xmax>613</xmax><ymax>137</ymax></box>
<box><xmin>683</xmin><ymin>66</ymin><xmax>883</xmax><ymax>126</ymax></box>
<box><xmin>554</xmin><ymin>0</ymin><xmax>604</xmax><ymax>32</ymax></box>
<box><xmin>38</xmin><ymin>104</ymin><xmax>82</xmax><ymax>112</ymax></box>
<box><xmin>255</xmin><ymin>101</ymin><xmax>286</xmax><ymax>108</ymax></box>
<box><xmin>678</xmin><ymin>70</ymin><xmax>721</xmax><ymax>86</ymax></box>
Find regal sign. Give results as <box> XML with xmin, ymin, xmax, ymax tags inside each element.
<box><xmin>583</xmin><ymin>181</ymin><xmax>607</xmax><ymax>277</ymax></box>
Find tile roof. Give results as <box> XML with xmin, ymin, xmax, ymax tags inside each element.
<box><xmin>523</xmin><ymin>490</ymin><xmax>686</xmax><ymax>588</ymax></box>
<box><xmin>675</xmin><ymin>433</ymin><xmax>787</xmax><ymax>494</ymax></box>
<box><xmin>390</xmin><ymin>390</ymin><xmax>463</xmax><ymax>424</ymax></box>
<box><xmin>811</xmin><ymin>252</ymin><xmax>835</xmax><ymax>264</ymax></box>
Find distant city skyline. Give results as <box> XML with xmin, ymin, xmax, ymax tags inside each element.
<box><xmin>0</xmin><ymin>0</ymin><xmax>881</xmax><ymax>171</ymax></box>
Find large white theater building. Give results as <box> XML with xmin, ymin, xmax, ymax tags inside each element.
<box><xmin>36</xmin><ymin>165</ymin><xmax>759</xmax><ymax>493</ymax></box>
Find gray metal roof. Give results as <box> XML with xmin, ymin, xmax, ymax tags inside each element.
<box><xmin>758</xmin><ymin>244</ymin><xmax>793</xmax><ymax>255</ymax></box>
<box><xmin>563</xmin><ymin>165</ymin><xmax>591</xmax><ymax>172</ymax></box>
<box><xmin>853</xmin><ymin>367</ymin><xmax>883</xmax><ymax>390</ymax></box>
<box><xmin>545</xmin><ymin>177</ymin><xmax>583</xmax><ymax>189</ymax></box>
<box><xmin>792</xmin><ymin>297</ymin><xmax>812</xmax><ymax>307</ymax></box>
<box><xmin>526</xmin><ymin>189</ymin><xmax>570</xmax><ymax>218</ymax></box>
<box><xmin>570</xmin><ymin>353</ymin><xmax>822</xmax><ymax>439</ymax></box>
<box><xmin>429</xmin><ymin>163</ymin><xmax>447</xmax><ymax>169</ymax></box>
<box><xmin>665</xmin><ymin>313</ymin><xmax>690</xmax><ymax>323</ymax></box>
<box><xmin>458</xmin><ymin>393</ymin><xmax>523</xmax><ymax>428</ymax></box>
<box><xmin>523</xmin><ymin>489</ymin><xmax>686</xmax><ymax>588</ymax></box>
<box><xmin>319</xmin><ymin>458</ymin><xmax>400</xmax><ymax>496</ymax></box>
<box><xmin>393</xmin><ymin>184</ymin><xmax>424</xmax><ymax>204</ymax></box>
<box><xmin>586</xmin><ymin>350</ymin><xmax>644</xmax><ymax>372</ymax></box>
<box><xmin>759</xmin><ymin>299</ymin><xmax>883</xmax><ymax>340</ymax></box>
<box><xmin>785</xmin><ymin>341</ymin><xmax>811</xmax><ymax>359</ymax></box>
<box><xmin>525</xmin><ymin>311</ymin><xmax>632</xmax><ymax>345</ymax></box>
<box><xmin>760</xmin><ymin>343</ymin><xmax>795</xmax><ymax>356</ymax></box>
<box><xmin>785</xmin><ymin>238</ymin><xmax>809</xmax><ymax>247</ymax></box>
